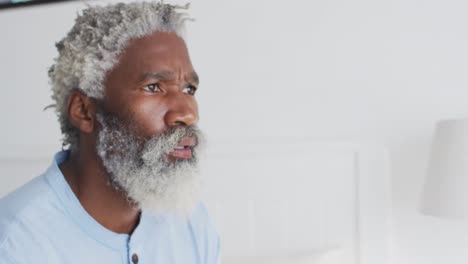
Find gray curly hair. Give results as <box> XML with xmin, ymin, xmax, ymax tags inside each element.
<box><xmin>48</xmin><ymin>1</ymin><xmax>192</xmax><ymax>149</ymax></box>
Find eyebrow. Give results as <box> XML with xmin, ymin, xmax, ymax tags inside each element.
<box><xmin>189</xmin><ymin>72</ymin><xmax>200</xmax><ymax>85</ymax></box>
<box><xmin>139</xmin><ymin>71</ymin><xmax>200</xmax><ymax>85</ymax></box>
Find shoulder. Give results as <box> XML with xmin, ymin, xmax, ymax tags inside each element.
<box><xmin>0</xmin><ymin>173</ymin><xmax>54</xmax><ymax>249</ymax></box>
<box><xmin>188</xmin><ymin>201</ymin><xmax>221</xmax><ymax>264</ymax></box>
<box><xmin>188</xmin><ymin>201</ymin><xmax>217</xmax><ymax>237</ymax></box>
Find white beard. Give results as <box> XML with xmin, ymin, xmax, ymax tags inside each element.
<box><xmin>95</xmin><ymin>112</ymin><xmax>203</xmax><ymax>218</ymax></box>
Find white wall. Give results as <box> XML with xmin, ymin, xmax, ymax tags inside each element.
<box><xmin>1</xmin><ymin>0</ymin><xmax>468</xmax><ymax>263</ymax></box>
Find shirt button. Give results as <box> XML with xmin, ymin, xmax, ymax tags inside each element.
<box><xmin>131</xmin><ymin>253</ymin><xmax>139</xmax><ymax>264</ymax></box>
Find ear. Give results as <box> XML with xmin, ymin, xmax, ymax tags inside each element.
<box><xmin>66</xmin><ymin>89</ymin><xmax>98</xmax><ymax>134</ymax></box>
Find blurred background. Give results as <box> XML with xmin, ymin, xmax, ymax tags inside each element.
<box><xmin>1</xmin><ymin>0</ymin><xmax>468</xmax><ymax>263</ymax></box>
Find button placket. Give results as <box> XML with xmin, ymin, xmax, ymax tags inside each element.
<box><xmin>129</xmin><ymin>241</ymin><xmax>141</xmax><ymax>264</ymax></box>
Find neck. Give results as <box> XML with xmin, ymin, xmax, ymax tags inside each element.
<box><xmin>59</xmin><ymin>142</ymin><xmax>141</xmax><ymax>235</ymax></box>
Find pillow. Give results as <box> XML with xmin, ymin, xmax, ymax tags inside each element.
<box><xmin>222</xmin><ymin>247</ymin><xmax>345</xmax><ymax>264</ymax></box>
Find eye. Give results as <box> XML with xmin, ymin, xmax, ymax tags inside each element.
<box><xmin>143</xmin><ymin>83</ymin><xmax>162</xmax><ymax>93</ymax></box>
<box><xmin>182</xmin><ymin>85</ymin><xmax>197</xmax><ymax>95</ymax></box>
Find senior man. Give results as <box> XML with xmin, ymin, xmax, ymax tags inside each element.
<box><xmin>0</xmin><ymin>2</ymin><xmax>220</xmax><ymax>264</ymax></box>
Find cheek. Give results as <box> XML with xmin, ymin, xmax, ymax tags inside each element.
<box><xmin>125</xmin><ymin>97</ymin><xmax>168</xmax><ymax>137</ymax></box>
<box><xmin>193</xmin><ymin>100</ymin><xmax>199</xmax><ymax>119</ymax></box>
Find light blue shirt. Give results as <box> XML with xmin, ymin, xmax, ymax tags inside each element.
<box><xmin>0</xmin><ymin>151</ymin><xmax>221</xmax><ymax>264</ymax></box>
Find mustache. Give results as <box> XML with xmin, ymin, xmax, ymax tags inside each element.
<box><xmin>143</xmin><ymin>125</ymin><xmax>202</xmax><ymax>154</ymax></box>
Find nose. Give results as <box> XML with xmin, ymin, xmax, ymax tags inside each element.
<box><xmin>164</xmin><ymin>98</ymin><xmax>198</xmax><ymax>128</ymax></box>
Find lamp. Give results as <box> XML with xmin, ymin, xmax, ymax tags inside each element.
<box><xmin>421</xmin><ymin>118</ymin><xmax>468</xmax><ymax>219</ymax></box>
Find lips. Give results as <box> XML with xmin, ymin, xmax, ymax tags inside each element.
<box><xmin>168</xmin><ymin>136</ymin><xmax>196</xmax><ymax>160</ymax></box>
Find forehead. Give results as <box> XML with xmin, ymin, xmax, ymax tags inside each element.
<box><xmin>114</xmin><ymin>31</ymin><xmax>194</xmax><ymax>77</ymax></box>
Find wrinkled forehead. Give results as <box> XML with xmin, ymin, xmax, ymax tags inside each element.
<box><xmin>125</xmin><ymin>31</ymin><xmax>192</xmax><ymax>67</ymax></box>
<box><xmin>111</xmin><ymin>32</ymin><xmax>195</xmax><ymax>79</ymax></box>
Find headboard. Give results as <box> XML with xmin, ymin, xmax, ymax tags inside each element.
<box><xmin>200</xmin><ymin>141</ymin><xmax>391</xmax><ymax>264</ymax></box>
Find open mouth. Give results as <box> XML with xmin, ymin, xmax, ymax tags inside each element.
<box><xmin>167</xmin><ymin>136</ymin><xmax>196</xmax><ymax>160</ymax></box>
